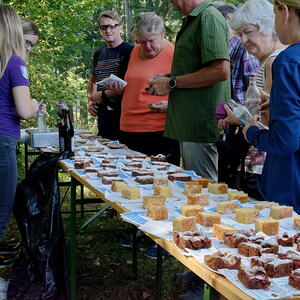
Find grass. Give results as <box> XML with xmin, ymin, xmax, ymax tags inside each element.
<box><xmin>0</xmin><ymin>149</ymin><xmax>190</xmax><ymax>299</ymax></box>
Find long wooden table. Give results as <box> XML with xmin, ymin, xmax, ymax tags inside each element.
<box><xmin>61</xmin><ymin>163</ymin><xmax>300</xmax><ymax>300</ymax></box>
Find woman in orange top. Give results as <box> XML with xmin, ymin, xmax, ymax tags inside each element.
<box><xmin>108</xmin><ymin>12</ymin><xmax>179</xmax><ymax>165</ymax></box>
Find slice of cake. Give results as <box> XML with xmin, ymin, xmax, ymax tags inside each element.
<box><xmin>153</xmin><ymin>177</ymin><xmax>169</xmax><ymax>187</ymax></box>
<box><xmin>102</xmin><ymin>177</ymin><xmax>123</xmax><ymax>184</ymax></box>
<box><xmin>146</xmin><ymin>204</ymin><xmax>168</xmax><ymax>220</ymax></box>
<box><xmin>255</xmin><ymin>201</ymin><xmax>279</xmax><ymax>210</ymax></box>
<box><xmin>270</xmin><ymin>205</ymin><xmax>293</xmax><ymax>219</ymax></box>
<box><xmin>238</xmin><ymin>266</ymin><xmax>271</xmax><ymax>289</ymax></box>
<box><xmin>153</xmin><ymin>185</ymin><xmax>173</xmax><ymax>198</ymax></box>
<box><xmin>255</xmin><ymin>217</ymin><xmax>279</xmax><ymax>235</ymax></box>
<box><xmin>294</xmin><ymin>215</ymin><xmax>300</xmax><ymax>230</ymax></box>
<box><xmin>121</xmin><ymin>186</ymin><xmax>140</xmax><ymax>200</ymax></box>
<box><xmin>168</xmin><ymin>173</ymin><xmax>192</xmax><ymax>182</ymax></box>
<box><xmin>184</xmin><ymin>182</ymin><xmax>202</xmax><ymax>194</ymax></box>
<box><xmin>197</xmin><ymin>212</ymin><xmax>221</xmax><ymax>227</ymax></box>
<box><xmin>181</xmin><ymin>204</ymin><xmax>203</xmax><ymax>217</ymax></box>
<box><xmin>111</xmin><ymin>181</ymin><xmax>128</xmax><ymax>192</ymax></box>
<box><xmin>173</xmin><ymin>231</ymin><xmax>211</xmax><ymax>251</ymax></box>
<box><xmin>216</xmin><ymin>201</ymin><xmax>238</xmax><ymax>214</ymax></box>
<box><xmin>208</xmin><ymin>183</ymin><xmax>228</xmax><ymax>194</ymax></box>
<box><xmin>238</xmin><ymin>242</ymin><xmax>262</xmax><ymax>257</ymax></box>
<box><xmin>264</xmin><ymin>259</ymin><xmax>293</xmax><ymax>278</ymax></box>
<box><xmin>235</xmin><ymin>207</ymin><xmax>259</xmax><ymax>224</ymax></box>
<box><xmin>142</xmin><ymin>196</ymin><xmax>166</xmax><ymax>209</ymax></box>
<box><xmin>277</xmin><ymin>232</ymin><xmax>294</xmax><ymax>247</ymax></box>
<box><xmin>135</xmin><ymin>176</ymin><xmax>154</xmax><ymax>184</ymax></box>
<box><xmin>172</xmin><ymin>216</ymin><xmax>197</xmax><ymax>232</ymax></box>
<box><xmin>186</xmin><ymin>193</ymin><xmax>209</xmax><ymax>205</ymax></box>
<box><xmin>212</xmin><ymin>224</ymin><xmax>237</xmax><ymax>240</ymax></box>
<box><xmin>191</xmin><ymin>177</ymin><xmax>210</xmax><ymax>188</ymax></box>
<box><xmin>228</xmin><ymin>191</ymin><xmax>248</xmax><ymax>203</ymax></box>
<box><xmin>289</xmin><ymin>269</ymin><xmax>300</xmax><ymax>290</ymax></box>
<box><xmin>224</xmin><ymin>232</ymin><xmax>250</xmax><ymax>248</ymax></box>
<box><xmin>204</xmin><ymin>251</ymin><xmax>241</xmax><ymax>271</ymax></box>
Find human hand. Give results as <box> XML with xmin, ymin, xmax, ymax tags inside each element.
<box><xmin>259</xmin><ymin>88</ymin><xmax>270</xmax><ymax>110</ymax></box>
<box><xmin>242</xmin><ymin>115</ymin><xmax>259</xmax><ymax>141</ymax></box>
<box><xmin>88</xmin><ymin>100</ymin><xmax>98</xmax><ymax>117</ymax></box>
<box><xmin>221</xmin><ymin>104</ymin><xmax>240</xmax><ymax>126</ymax></box>
<box><xmin>104</xmin><ymin>81</ymin><xmax>124</xmax><ymax>96</ymax></box>
<box><xmin>31</xmin><ymin>98</ymin><xmax>40</xmax><ymax>116</ymax></box>
<box><xmin>147</xmin><ymin>77</ymin><xmax>171</xmax><ymax>96</ymax></box>
<box><xmin>148</xmin><ymin>101</ymin><xmax>168</xmax><ymax>113</ymax></box>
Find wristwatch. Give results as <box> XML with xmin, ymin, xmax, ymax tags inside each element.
<box><xmin>168</xmin><ymin>76</ymin><xmax>177</xmax><ymax>89</ymax></box>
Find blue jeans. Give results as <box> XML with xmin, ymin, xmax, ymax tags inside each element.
<box><xmin>0</xmin><ymin>134</ymin><xmax>18</xmax><ymax>242</ymax></box>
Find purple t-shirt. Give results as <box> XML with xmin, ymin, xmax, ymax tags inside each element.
<box><xmin>0</xmin><ymin>54</ymin><xmax>30</xmax><ymax>138</ymax></box>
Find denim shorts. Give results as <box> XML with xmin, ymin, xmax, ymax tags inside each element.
<box><xmin>0</xmin><ymin>134</ymin><xmax>18</xmax><ymax>242</ymax></box>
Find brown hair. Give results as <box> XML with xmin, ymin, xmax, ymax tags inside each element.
<box><xmin>21</xmin><ymin>18</ymin><xmax>39</xmax><ymax>36</ymax></box>
<box><xmin>98</xmin><ymin>10</ymin><xmax>121</xmax><ymax>25</ymax></box>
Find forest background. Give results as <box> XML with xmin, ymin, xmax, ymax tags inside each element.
<box><xmin>3</xmin><ymin>0</ymin><xmax>242</xmax><ymax>131</ymax></box>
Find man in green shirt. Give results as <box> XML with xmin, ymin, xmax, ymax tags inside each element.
<box><xmin>149</xmin><ymin>0</ymin><xmax>231</xmax><ymax>181</ymax></box>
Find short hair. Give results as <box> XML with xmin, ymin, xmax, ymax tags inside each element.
<box><xmin>216</xmin><ymin>4</ymin><xmax>236</xmax><ymax>18</ymax></box>
<box><xmin>21</xmin><ymin>18</ymin><xmax>39</xmax><ymax>36</ymax></box>
<box><xmin>0</xmin><ymin>4</ymin><xmax>25</xmax><ymax>78</ymax></box>
<box><xmin>98</xmin><ymin>10</ymin><xmax>121</xmax><ymax>24</ymax></box>
<box><xmin>229</xmin><ymin>0</ymin><xmax>275</xmax><ymax>35</ymax></box>
<box><xmin>135</xmin><ymin>12</ymin><xmax>165</xmax><ymax>38</ymax></box>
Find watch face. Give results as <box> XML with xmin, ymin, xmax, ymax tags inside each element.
<box><xmin>169</xmin><ymin>78</ymin><xmax>176</xmax><ymax>89</ymax></box>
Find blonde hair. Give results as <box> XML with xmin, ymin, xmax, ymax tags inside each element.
<box><xmin>98</xmin><ymin>10</ymin><xmax>121</xmax><ymax>24</ymax></box>
<box><xmin>274</xmin><ymin>0</ymin><xmax>300</xmax><ymax>8</ymax></box>
<box><xmin>0</xmin><ymin>4</ymin><xmax>25</xmax><ymax>78</ymax></box>
<box><xmin>21</xmin><ymin>18</ymin><xmax>39</xmax><ymax>36</ymax></box>
<box><xmin>135</xmin><ymin>12</ymin><xmax>165</xmax><ymax>38</ymax></box>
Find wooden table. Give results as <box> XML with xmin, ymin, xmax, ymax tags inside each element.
<box><xmin>60</xmin><ymin>162</ymin><xmax>300</xmax><ymax>300</ymax></box>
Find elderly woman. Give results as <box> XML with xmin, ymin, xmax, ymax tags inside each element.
<box><xmin>218</xmin><ymin>0</ymin><xmax>286</xmax><ymax>199</ymax></box>
<box><xmin>109</xmin><ymin>12</ymin><xmax>179</xmax><ymax>165</ymax></box>
<box><xmin>242</xmin><ymin>0</ymin><xmax>300</xmax><ymax>213</ymax></box>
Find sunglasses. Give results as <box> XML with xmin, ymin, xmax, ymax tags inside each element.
<box><xmin>99</xmin><ymin>24</ymin><xmax>119</xmax><ymax>31</ymax></box>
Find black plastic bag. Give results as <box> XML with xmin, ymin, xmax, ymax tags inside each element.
<box><xmin>8</xmin><ymin>153</ymin><xmax>69</xmax><ymax>300</ymax></box>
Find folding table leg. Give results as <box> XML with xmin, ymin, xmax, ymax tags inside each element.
<box><xmin>132</xmin><ymin>227</ymin><xmax>138</xmax><ymax>280</ymax></box>
<box><xmin>203</xmin><ymin>282</ymin><xmax>218</xmax><ymax>300</ymax></box>
<box><xmin>155</xmin><ymin>244</ymin><xmax>163</xmax><ymax>300</ymax></box>
<box><xmin>70</xmin><ymin>177</ymin><xmax>77</xmax><ymax>300</ymax></box>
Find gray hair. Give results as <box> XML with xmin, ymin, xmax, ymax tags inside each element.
<box><xmin>135</xmin><ymin>12</ymin><xmax>165</xmax><ymax>38</ymax></box>
<box><xmin>230</xmin><ymin>0</ymin><xmax>275</xmax><ymax>36</ymax></box>
<box><xmin>98</xmin><ymin>10</ymin><xmax>121</xmax><ymax>24</ymax></box>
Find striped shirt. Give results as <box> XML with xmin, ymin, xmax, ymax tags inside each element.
<box><xmin>164</xmin><ymin>0</ymin><xmax>231</xmax><ymax>143</ymax></box>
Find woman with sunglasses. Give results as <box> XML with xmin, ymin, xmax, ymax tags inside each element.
<box><xmin>0</xmin><ymin>4</ymin><xmax>39</xmax><ymax>246</ymax></box>
<box><xmin>243</xmin><ymin>0</ymin><xmax>300</xmax><ymax>213</ymax></box>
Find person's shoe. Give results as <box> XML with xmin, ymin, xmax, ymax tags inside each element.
<box><xmin>0</xmin><ymin>255</ymin><xmax>14</xmax><ymax>268</ymax></box>
<box><xmin>0</xmin><ymin>242</ymin><xmax>20</xmax><ymax>254</ymax></box>
<box><xmin>178</xmin><ymin>282</ymin><xmax>204</xmax><ymax>300</ymax></box>
<box><xmin>143</xmin><ymin>245</ymin><xmax>169</xmax><ymax>259</ymax></box>
<box><xmin>120</xmin><ymin>239</ymin><xmax>132</xmax><ymax>248</ymax></box>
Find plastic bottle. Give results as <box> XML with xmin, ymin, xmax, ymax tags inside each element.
<box><xmin>57</xmin><ymin>103</ymin><xmax>74</xmax><ymax>158</ymax></box>
<box><xmin>37</xmin><ymin>104</ymin><xmax>46</xmax><ymax>132</ymax></box>
<box><xmin>245</xmin><ymin>77</ymin><xmax>261</xmax><ymax>116</ymax></box>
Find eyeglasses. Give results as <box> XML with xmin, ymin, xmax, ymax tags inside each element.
<box><xmin>24</xmin><ymin>40</ymin><xmax>35</xmax><ymax>49</ymax></box>
<box><xmin>99</xmin><ymin>24</ymin><xmax>119</xmax><ymax>31</ymax></box>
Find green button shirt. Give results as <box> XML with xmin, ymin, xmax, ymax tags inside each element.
<box><xmin>165</xmin><ymin>0</ymin><xmax>231</xmax><ymax>143</ymax></box>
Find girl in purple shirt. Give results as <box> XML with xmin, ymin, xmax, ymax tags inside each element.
<box><xmin>0</xmin><ymin>4</ymin><xmax>39</xmax><ymax>245</ymax></box>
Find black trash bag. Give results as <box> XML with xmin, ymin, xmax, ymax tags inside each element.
<box><xmin>8</xmin><ymin>153</ymin><xmax>69</xmax><ymax>300</ymax></box>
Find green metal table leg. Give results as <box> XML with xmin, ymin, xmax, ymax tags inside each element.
<box><xmin>70</xmin><ymin>177</ymin><xmax>77</xmax><ymax>300</ymax></box>
<box><xmin>80</xmin><ymin>184</ymin><xmax>84</xmax><ymax>218</ymax></box>
<box><xmin>155</xmin><ymin>244</ymin><xmax>163</xmax><ymax>300</ymax></box>
<box><xmin>132</xmin><ymin>227</ymin><xmax>138</xmax><ymax>280</ymax></box>
<box><xmin>203</xmin><ymin>283</ymin><xmax>218</xmax><ymax>300</ymax></box>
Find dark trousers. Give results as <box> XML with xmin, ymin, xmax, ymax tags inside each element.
<box><xmin>0</xmin><ymin>134</ymin><xmax>18</xmax><ymax>242</ymax></box>
<box><xmin>120</xmin><ymin>130</ymin><xmax>180</xmax><ymax>166</ymax></box>
<box><xmin>97</xmin><ymin>104</ymin><xmax>121</xmax><ymax>140</ymax></box>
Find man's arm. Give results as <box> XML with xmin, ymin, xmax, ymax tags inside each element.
<box><xmin>87</xmin><ymin>74</ymin><xmax>98</xmax><ymax>117</ymax></box>
<box><xmin>148</xmin><ymin>59</ymin><xmax>229</xmax><ymax>96</ymax></box>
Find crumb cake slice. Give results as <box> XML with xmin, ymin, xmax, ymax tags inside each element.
<box><xmin>204</xmin><ymin>251</ymin><xmax>241</xmax><ymax>270</ymax></box>
<box><xmin>238</xmin><ymin>266</ymin><xmax>271</xmax><ymax>289</ymax></box>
